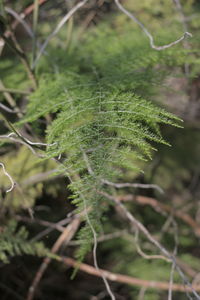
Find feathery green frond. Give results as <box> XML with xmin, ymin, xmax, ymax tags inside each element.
<box><xmin>20</xmin><ymin>20</ymin><xmax>183</xmax><ymax>262</ymax></box>
<box><xmin>0</xmin><ymin>221</ymin><xmax>52</xmax><ymax>263</ymax></box>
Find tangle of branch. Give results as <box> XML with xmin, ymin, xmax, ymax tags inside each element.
<box><xmin>114</xmin><ymin>0</ymin><xmax>192</xmax><ymax>50</ymax></box>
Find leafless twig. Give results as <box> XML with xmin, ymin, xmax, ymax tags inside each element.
<box><xmin>0</xmin><ymin>103</ymin><xmax>18</xmax><ymax>114</ymax></box>
<box><xmin>0</xmin><ymin>162</ymin><xmax>16</xmax><ymax>193</ymax></box>
<box><xmin>68</xmin><ymin>230</ymin><xmax>127</xmax><ymax>246</ymax></box>
<box><xmin>16</xmin><ymin>215</ymin><xmax>66</xmax><ymax>233</ymax></box>
<box><xmin>102</xmin><ymin>179</ymin><xmax>164</xmax><ymax>194</ymax></box>
<box><xmin>0</xmin><ymin>133</ymin><xmax>38</xmax><ymax>155</ymax></box>
<box><xmin>30</xmin><ymin>213</ymin><xmax>82</xmax><ymax>242</ymax></box>
<box><xmin>5</xmin><ymin>7</ymin><xmax>34</xmax><ymax>38</ymax></box>
<box><xmin>168</xmin><ymin>216</ymin><xmax>179</xmax><ymax>300</ymax></box>
<box><xmin>134</xmin><ymin>228</ymin><xmax>170</xmax><ymax>262</ymax></box>
<box><xmin>0</xmin><ymin>132</ymin><xmax>54</xmax><ymax>148</ymax></box>
<box><xmin>114</xmin><ymin>0</ymin><xmax>192</xmax><ymax>51</ymax></box>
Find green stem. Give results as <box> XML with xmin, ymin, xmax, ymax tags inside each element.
<box><xmin>0</xmin><ymin>0</ymin><xmax>6</xmax><ymax>18</ymax></box>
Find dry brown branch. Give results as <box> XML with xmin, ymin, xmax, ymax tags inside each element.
<box><xmin>99</xmin><ymin>191</ymin><xmax>200</xmax><ymax>299</ymax></box>
<box><xmin>125</xmin><ymin>227</ymin><xmax>197</xmax><ymax>280</ymax></box>
<box><xmin>16</xmin><ymin>215</ymin><xmax>67</xmax><ymax>233</ymax></box>
<box><xmin>62</xmin><ymin>256</ymin><xmax>200</xmax><ymax>293</ymax></box>
<box><xmin>117</xmin><ymin>194</ymin><xmax>200</xmax><ymax>236</ymax></box>
<box><xmin>26</xmin><ymin>217</ymin><xmax>81</xmax><ymax>300</ymax></box>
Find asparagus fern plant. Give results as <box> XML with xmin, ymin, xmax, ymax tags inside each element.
<box><xmin>20</xmin><ymin>23</ymin><xmax>183</xmax><ymax>262</ymax></box>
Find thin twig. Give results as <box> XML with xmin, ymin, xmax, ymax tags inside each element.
<box><xmin>5</xmin><ymin>7</ymin><xmax>34</xmax><ymax>38</ymax></box>
<box><xmin>128</xmin><ymin>217</ymin><xmax>196</xmax><ymax>280</ymax></box>
<box><xmin>134</xmin><ymin>228</ymin><xmax>170</xmax><ymax>262</ymax></box>
<box><xmin>168</xmin><ymin>216</ymin><xmax>179</xmax><ymax>300</ymax></box>
<box><xmin>137</xmin><ymin>287</ymin><xmax>147</xmax><ymax>300</ymax></box>
<box><xmin>0</xmin><ymin>133</ymin><xmax>38</xmax><ymax>155</ymax></box>
<box><xmin>32</xmin><ymin>0</ymin><xmax>88</xmax><ymax>68</ymax></box>
<box><xmin>68</xmin><ymin>230</ymin><xmax>127</xmax><ymax>246</ymax></box>
<box><xmin>0</xmin><ymin>103</ymin><xmax>18</xmax><ymax>114</ymax></box>
<box><xmin>16</xmin><ymin>215</ymin><xmax>67</xmax><ymax>233</ymax></box>
<box><xmin>30</xmin><ymin>214</ymin><xmax>80</xmax><ymax>242</ymax></box>
<box><xmin>102</xmin><ymin>179</ymin><xmax>164</xmax><ymax>194</ymax></box>
<box><xmin>0</xmin><ymin>162</ymin><xmax>16</xmax><ymax>193</ymax></box>
<box><xmin>114</xmin><ymin>0</ymin><xmax>192</xmax><ymax>50</ymax></box>
<box><xmin>0</xmin><ymin>129</ymin><xmax>54</xmax><ymax>149</ymax></box>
